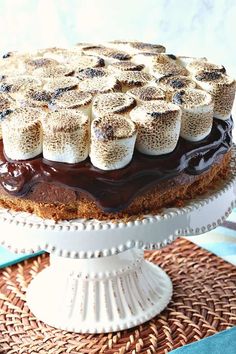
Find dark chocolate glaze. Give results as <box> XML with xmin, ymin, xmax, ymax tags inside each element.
<box><xmin>0</xmin><ymin>118</ymin><xmax>233</xmax><ymax>212</ymax></box>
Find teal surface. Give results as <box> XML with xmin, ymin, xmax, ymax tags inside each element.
<box><xmin>170</xmin><ymin>327</ymin><xmax>236</xmax><ymax>353</ymax></box>
<box><xmin>0</xmin><ymin>247</ymin><xmax>44</xmax><ymax>269</ymax></box>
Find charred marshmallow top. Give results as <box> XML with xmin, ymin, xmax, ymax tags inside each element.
<box><xmin>0</xmin><ymin>41</ymin><xmax>235</xmax><ymax>171</ymax></box>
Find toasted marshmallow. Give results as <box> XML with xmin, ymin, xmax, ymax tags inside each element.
<box><xmin>32</xmin><ymin>64</ymin><xmax>74</xmax><ymax>78</ymax></box>
<box><xmin>0</xmin><ymin>63</ymin><xmax>22</xmax><ymax>77</ymax></box>
<box><xmin>132</xmin><ymin>53</ymin><xmax>176</xmax><ymax>69</ymax></box>
<box><xmin>171</xmin><ymin>88</ymin><xmax>214</xmax><ymax>141</ymax></box>
<box><xmin>0</xmin><ymin>93</ymin><xmax>16</xmax><ymax>138</ymax></box>
<box><xmin>19</xmin><ymin>89</ymin><xmax>53</xmax><ymax>108</ymax></box>
<box><xmin>23</xmin><ymin>57</ymin><xmax>60</xmax><ymax>73</ymax></box>
<box><xmin>0</xmin><ymin>75</ymin><xmax>42</xmax><ymax>94</ymax></box>
<box><xmin>105</xmin><ymin>40</ymin><xmax>129</xmax><ymax>49</ymax></box>
<box><xmin>2</xmin><ymin>108</ymin><xmax>44</xmax><ymax>160</ymax></box>
<box><xmin>0</xmin><ymin>76</ymin><xmax>43</xmax><ymax>106</ymax></box>
<box><xmin>194</xmin><ymin>71</ymin><xmax>236</xmax><ymax>120</ymax></box>
<box><xmin>132</xmin><ymin>53</ymin><xmax>160</xmax><ymax>67</ymax></box>
<box><xmin>177</xmin><ymin>56</ymin><xmax>207</xmax><ymax>67</ymax></box>
<box><xmin>124</xmin><ymin>42</ymin><xmax>166</xmax><ymax>54</ymax></box>
<box><xmin>43</xmin><ymin>77</ymin><xmax>79</xmax><ymax>94</ymax></box>
<box><xmin>76</xmin><ymin>43</ymin><xmax>100</xmax><ymax>51</ymax></box>
<box><xmin>127</xmin><ymin>42</ymin><xmax>166</xmax><ymax>54</ymax></box>
<box><xmin>109</xmin><ymin>41</ymin><xmax>166</xmax><ymax>54</ymax></box>
<box><xmin>149</xmin><ymin>62</ymin><xmax>188</xmax><ymax>79</ymax></box>
<box><xmin>42</xmin><ymin>110</ymin><xmax>89</xmax><ymax>163</ymax></box>
<box><xmin>0</xmin><ymin>51</ymin><xmax>31</xmax><ymax>75</ymax></box>
<box><xmin>76</xmin><ymin>67</ymin><xmax>108</xmax><ymax>81</ymax></box>
<box><xmin>113</xmin><ymin>71</ymin><xmax>153</xmax><ymax>92</ymax></box>
<box><xmin>158</xmin><ymin>75</ymin><xmax>197</xmax><ymax>91</ymax></box>
<box><xmin>0</xmin><ymin>92</ymin><xmax>15</xmax><ymax>110</ymax></box>
<box><xmin>69</xmin><ymin>55</ymin><xmax>105</xmax><ymax>73</ymax></box>
<box><xmin>92</xmin><ymin>92</ymin><xmax>136</xmax><ymax>119</ymax></box>
<box><xmin>79</xmin><ymin>76</ymin><xmax>121</xmax><ymax>94</ymax></box>
<box><xmin>187</xmin><ymin>60</ymin><xmax>226</xmax><ymax>75</ymax></box>
<box><xmin>127</xmin><ymin>85</ymin><xmax>166</xmax><ymax>102</ymax></box>
<box><xmin>49</xmin><ymin>90</ymin><xmax>92</xmax><ymax>115</ymax></box>
<box><xmin>90</xmin><ymin>114</ymin><xmax>137</xmax><ymax>170</ymax></box>
<box><xmin>130</xmin><ymin>101</ymin><xmax>181</xmax><ymax>155</ymax></box>
<box><xmin>83</xmin><ymin>46</ymin><xmax>131</xmax><ymax>64</ymax></box>
<box><xmin>39</xmin><ymin>47</ymin><xmax>74</xmax><ymax>62</ymax></box>
<box><xmin>107</xmin><ymin>61</ymin><xmax>144</xmax><ymax>72</ymax></box>
<box><xmin>77</xmin><ymin>44</ymin><xmax>104</xmax><ymax>53</ymax></box>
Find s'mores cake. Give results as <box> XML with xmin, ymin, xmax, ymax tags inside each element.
<box><xmin>0</xmin><ymin>41</ymin><xmax>235</xmax><ymax>221</ymax></box>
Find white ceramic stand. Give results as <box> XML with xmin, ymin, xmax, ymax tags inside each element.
<box><xmin>26</xmin><ymin>250</ymin><xmax>172</xmax><ymax>333</ymax></box>
<box><xmin>0</xmin><ymin>147</ymin><xmax>236</xmax><ymax>333</ymax></box>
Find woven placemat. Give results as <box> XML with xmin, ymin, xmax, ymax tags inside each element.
<box><xmin>0</xmin><ymin>238</ymin><xmax>236</xmax><ymax>354</ymax></box>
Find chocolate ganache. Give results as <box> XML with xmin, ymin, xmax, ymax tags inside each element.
<box><xmin>0</xmin><ymin>117</ymin><xmax>233</xmax><ymax>212</ymax></box>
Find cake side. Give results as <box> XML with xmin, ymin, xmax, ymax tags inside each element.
<box><xmin>0</xmin><ymin>151</ymin><xmax>231</xmax><ymax>220</ymax></box>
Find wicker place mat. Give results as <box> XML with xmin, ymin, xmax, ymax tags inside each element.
<box><xmin>0</xmin><ymin>238</ymin><xmax>236</xmax><ymax>354</ymax></box>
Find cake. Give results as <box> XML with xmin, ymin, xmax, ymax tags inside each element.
<box><xmin>0</xmin><ymin>41</ymin><xmax>235</xmax><ymax>221</ymax></box>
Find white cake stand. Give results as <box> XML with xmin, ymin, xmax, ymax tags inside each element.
<box><xmin>0</xmin><ymin>147</ymin><xmax>236</xmax><ymax>334</ymax></box>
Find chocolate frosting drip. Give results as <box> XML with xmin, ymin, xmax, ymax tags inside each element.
<box><xmin>0</xmin><ymin>118</ymin><xmax>233</xmax><ymax>212</ymax></box>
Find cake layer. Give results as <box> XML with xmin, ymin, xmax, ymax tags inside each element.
<box><xmin>0</xmin><ymin>117</ymin><xmax>232</xmax><ymax>217</ymax></box>
<box><xmin>0</xmin><ymin>150</ymin><xmax>231</xmax><ymax>220</ymax></box>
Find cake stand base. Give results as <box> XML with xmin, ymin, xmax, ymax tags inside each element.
<box><xmin>26</xmin><ymin>249</ymin><xmax>172</xmax><ymax>333</ymax></box>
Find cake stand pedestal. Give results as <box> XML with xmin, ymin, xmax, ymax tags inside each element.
<box><xmin>26</xmin><ymin>249</ymin><xmax>172</xmax><ymax>333</ymax></box>
<box><xmin>0</xmin><ymin>149</ymin><xmax>236</xmax><ymax>333</ymax></box>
